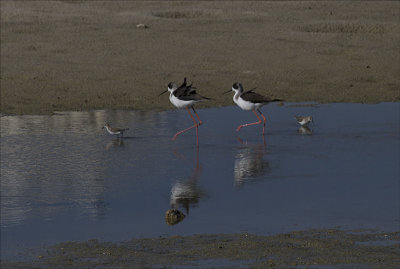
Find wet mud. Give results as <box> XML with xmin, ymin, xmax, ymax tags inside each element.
<box><xmin>2</xmin><ymin>229</ymin><xmax>399</xmax><ymax>268</ymax></box>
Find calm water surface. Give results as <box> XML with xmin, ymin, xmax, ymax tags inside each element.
<box><xmin>1</xmin><ymin>103</ymin><xmax>399</xmax><ymax>259</ymax></box>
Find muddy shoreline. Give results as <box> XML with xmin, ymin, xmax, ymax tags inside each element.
<box><xmin>2</xmin><ymin>229</ymin><xmax>399</xmax><ymax>268</ymax></box>
<box><xmin>1</xmin><ymin>1</ymin><xmax>399</xmax><ymax>115</ymax></box>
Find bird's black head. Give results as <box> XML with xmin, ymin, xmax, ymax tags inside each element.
<box><xmin>232</xmin><ymin>82</ymin><xmax>244</xmax><ymax>93</ymax></box>
<box><xmin>232</xmin><ymin>82</ymin><xmax>240</xmax><ymax>90</ymax></box>
<box><xmin>223</xmin><ymin>82</ymin><xmax>242</xmax><ymax>94</ymax></box>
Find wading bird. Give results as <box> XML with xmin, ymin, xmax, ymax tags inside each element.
<box><xmin>103</xmin><ymin>123</ymin><xmax>129</xmax><ymax>137</ymax></box>
<box><xmin>159</xmin><ymin>78</ymin><xmax>210</xmax><ymax>145</ymax></box>
<box><xmin>224</xmin><ymin>82</ymin><xmax>282</xmax><ymax>135</ymax></box>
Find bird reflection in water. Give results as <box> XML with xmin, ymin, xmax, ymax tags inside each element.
<box><xmin>297</xmin><ymin>125</ymin><xmax>313</xmax><ymax>135</ymax></box>
<box><xmin>234</xmin><ymin>136</ymin><xmax>270</xmax><ymax>187</ymax></box>
<box><xmin>165</xmin><ymin>147</ymin><xmax>205</xmax><ymax>225</ymax></box>
<box><xmin>105</xmin><ymin>138</ymin><xmax>124</xmax><ymax>150</ymax></box>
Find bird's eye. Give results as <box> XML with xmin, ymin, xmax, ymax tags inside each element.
<box><xmin>233</xmin><ymin>83</ymin><xmax>239</xmax><ymax>89</ymax></box>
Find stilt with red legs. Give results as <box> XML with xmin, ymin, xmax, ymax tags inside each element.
<box><xmin>224</xmin><ymin>82</ymin><xmax>282</xmax><ymax>135</ymax></box>
<box><xmin>159</xmin><ymin>78</ymin><xmax>209</xmax><ymax>146</ymax></box>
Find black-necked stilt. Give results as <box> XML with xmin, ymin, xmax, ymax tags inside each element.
<box><xmin>224</xmin><ymin>82</ymin><xmax>282</xmax><ymax>135</ymax></box>
<box><xmin>103</xmin><ymin>123</ymin><xmax>129</xmax><ymax>137</ymax></box>
<box><xmin>159</xmin><ymin>77</ymin><xmax>210</xmax><ymax>144</ymax></box>
<box><xmin>294</xmin><ymin>116</ymin><xmax>313</xmax><ymax>126</ymax></box>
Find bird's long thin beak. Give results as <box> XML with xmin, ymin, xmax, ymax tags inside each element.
<box><xmin>158</xmin><ymin>90</ymin><xmax>168</xmax><ymax>96</ymax></box>
<box><xmin>223</xmin><ymin>89</ymin><xmax>232</xmax><ymax>94</ymax></box>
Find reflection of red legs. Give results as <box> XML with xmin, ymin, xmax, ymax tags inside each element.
<box><xmin>262</xmin><ymin>133</ymin><xmax>267</xmax><ymax>152</ymax></box>
<box><xmin>237</xmin><ymin>137</ymin><xmax>247</xmax><ymax>145</ymax></box>
<box><xmin>237</xmin><ymin>134</ymin><xmax>267</xmax><ymax>149</ymax></box>
<box><xmin>172</xmin><ymin>107</ymin><xmax>200</xmax><ymax>146</ymax></box>
<box><xmin>172</xmin><ymin>145</ymin><xmax>200</xmax><ymax>170</ymax></box>
<box><xmin>236</xmin><ymin>109</ymin><xmax>266</xmax><ymax>134</ymax></box>
<box><xmin>195</xmin><ymin>121</ymin><xmax>199</xmax><ymax>146</ymax></box>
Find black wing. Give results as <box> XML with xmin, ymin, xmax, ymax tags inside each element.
<box><xmin>174</xmin><ymin>78</ymin><xmax>197</xmax><ymax>98</ymax></box>
<box><xmin>241</xmin><ymin>90</ymin><xmax>270</xmax><ymax>103</ymax></box>
<box><xmin>178</xmin><ymin>77</ymin><xmax>187</xmax><ymax>89</ymax></box>
<box><xmin>241</xmin><ymin>90</ymin><xmax>282</xmax><ymax>103</ymax></box>
<box><xmin>174</xmin><ymin>77</ymin><xmax>210</xmax><ymax>101</ymax></box>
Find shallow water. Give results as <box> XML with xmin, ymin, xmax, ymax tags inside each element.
<box><xmin>1</xmin><ymin>103</ymin><xmax>399</xmax><ymax>259</ymax></box>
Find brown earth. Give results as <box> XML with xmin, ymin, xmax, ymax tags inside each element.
<box><xmin>1</xmin><ymin>1</ymin><xmax>399</xmax><ymax>115</ymax></box>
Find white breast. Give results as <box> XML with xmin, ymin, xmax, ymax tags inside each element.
<box><xmin>105</xmin><ymin>126</ymin><xmax>120</xmax><ymax>135</ymax></box>
<box><xmin>234</xmin><ymin>96</ymin><xmax>263</xmax><ymax>111</ymax></box>
<box><xmin>170</xmin><ymin>94</ymin><xmax>198</xmax><ymax>109</ymax></box>
<box><xmin>299</xmin><ymin>119</ymin><xmax>311</xmax><ymax>126</ymax></box>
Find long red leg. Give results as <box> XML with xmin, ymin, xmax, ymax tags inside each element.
<box><xmin>192</xmin><ymin>107</ymin><xmax>203</xmax><ymax>125</ymax></box>
<box><xmin>258</xmin><ymin>109</ymin><xmax>267</xmax><ymax>135</ymax></box>
<box><xmin>192</xmin><ymin>107</ymin><xmax>201</xmax><ymax>146</ymax></box>
<box><xmin>172</xmin><ymin>107</ymin><xmax>199</xmax><ymax>141</ymax></box>
<box><xmin>192</xmin><ymin>107</ymin><xmax>200</xmax><ymax>146</ymax></box>
<box><xmin>236</xmin><ymin>109</ymin><xmax>263</xmax><ymax>132</ymax></box>
<box><xmin>195</xmin><ymin>121</ymin><xmax>199</xmax><ymax>146</ymax></box>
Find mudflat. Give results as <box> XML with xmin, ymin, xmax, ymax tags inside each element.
<box><xmin>2</xmin><ymin>229</ymin><xmax>400</xmax><ymax>268</ymax></box>
<box><xmin>1</xmin><ymin>0</ymin><xmax>399</xmax><ymax>115</ymax></box>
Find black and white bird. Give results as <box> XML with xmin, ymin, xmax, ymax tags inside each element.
<box><xmin>159</xmin><ymin>77</ymin><xmax>210</xmax><ymax>144</ymax></box>
<box><xmin>224</xmin><ymin>82</ymin><xmax>282</xmax><ymax>134</ymax></box>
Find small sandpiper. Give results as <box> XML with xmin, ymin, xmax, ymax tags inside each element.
<box><xmin>159</xmin><ymin>77</ymin><xmax>210</xmax><ymax>144</ymax></box>
<box><xmin>294</xmin><ymin>116</ymin><xmax>313</xmax><ymax>126</ymax></box>
<box><xmin>103</xmin><ymin>123</ymin><xmax>129</xmax><ymax>137</ymax></box>
<box><xmin>224</xmin><ymin>82</ymin><xmax>282</xmax><ymax>134</ymax></box>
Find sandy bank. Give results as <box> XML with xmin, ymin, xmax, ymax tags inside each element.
<box><xmin>1</xmin><ymin>1</ymin><xmax>399</xmax><ymax>115</ymax></box>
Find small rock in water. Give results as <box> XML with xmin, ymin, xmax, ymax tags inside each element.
<box><xmin>165</xmin><ymin>209</ymin><xmax>185</xmax><ymax>225</ymax></box>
